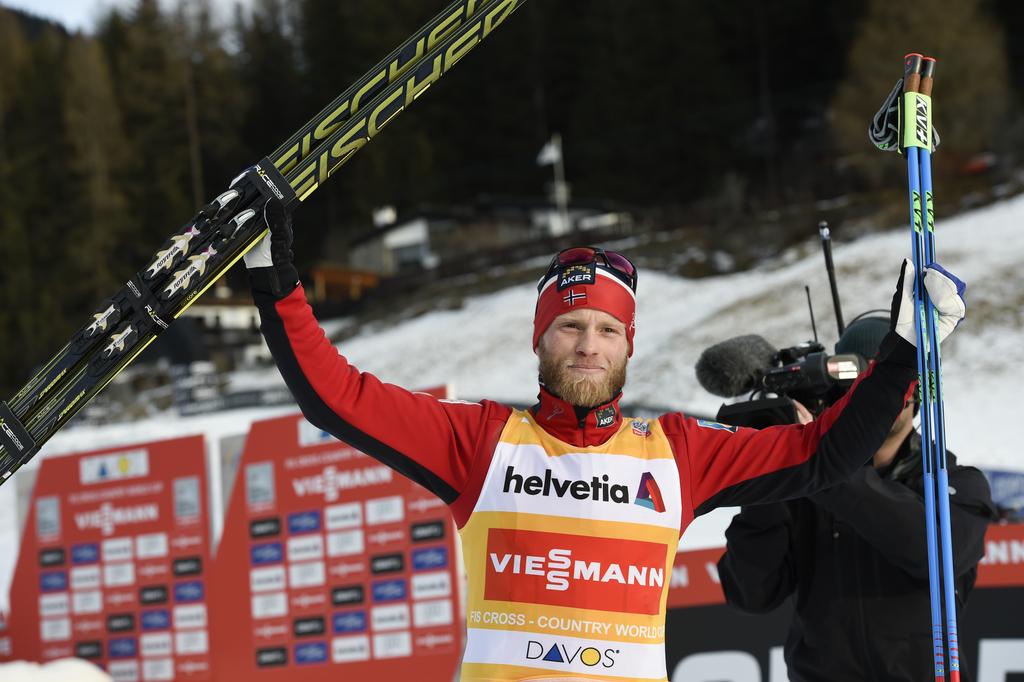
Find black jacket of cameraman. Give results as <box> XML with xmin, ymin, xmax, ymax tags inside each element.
<box><xmin>717</xmin><ymin>433</ymin><xmax>997</xmax><ymax>682</ymax></box>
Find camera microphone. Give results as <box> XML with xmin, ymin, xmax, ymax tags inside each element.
<box><xmin>695</xmin><ymin>334</ymin><xmax>779</xmax><ymax>398</ymax></box>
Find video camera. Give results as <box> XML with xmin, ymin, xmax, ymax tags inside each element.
<box><xmin>696</xmin><ymin>336</ymin><xmax>866</xmax><ymax>429</ymax></box>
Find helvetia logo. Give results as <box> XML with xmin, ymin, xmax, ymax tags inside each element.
<box><xmin>503</xmin><ymin>466</ymin><xmax>630</xmax><ymax>504</ymax></box>
<box><xmin>502</xmin><ymin>465</ymin><xmax>664</xmax><ymax>512</ymax></box>
<box><xmin>526</xmin><ymin>640</ymin><xmax>618</xmax><ymax>669</ymax></box>
<box><xmin>634</xmin><ymin>472</ymin><xmax>665</xmax><ymax>513</ymax></box>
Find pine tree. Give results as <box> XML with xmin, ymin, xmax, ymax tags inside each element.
<box><xmin>830</xmin><ymin>0</ymin><xmax>1010</xmax><ymax>186</ymax></box>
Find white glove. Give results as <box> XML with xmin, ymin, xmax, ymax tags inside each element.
<box><xmin>892</xmin><ymin>258</ymin><xmax>966</xmax><ymax>347</ymax></box>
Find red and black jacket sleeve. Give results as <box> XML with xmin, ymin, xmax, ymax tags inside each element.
<box><xmin>251</xmin><ymin>273</ymin><xmax>511</xmax><ymax>508</ymax></box>
<box><xmin>661</xmin><ymin>333</ymin><xmax>919</xmax><ymax>520</ymax></box>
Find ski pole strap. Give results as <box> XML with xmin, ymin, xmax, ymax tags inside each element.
<box><xmin>869</xmin><ymin>79</ymin><xmax>904</xmax><ymax>152</ymax></box>
<box><xmin>869</xmin><ymin>79</ymin><xmax>940</xmax><ymax>153</ymax></box>
<box><xmin>0</xmin><ymin>402</ymin><xmax>37</xmax><ymax>463</ymax></box>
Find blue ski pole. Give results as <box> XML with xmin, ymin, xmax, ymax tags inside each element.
<box><xmin>901</xmin><ymin>52</ymin><xmax>947</xmax><ymax>682</ymax></box>
<box><xmin>915</xmin><ymin>55</ymin><xmax>963</xmax><ymax>682</ymax></box>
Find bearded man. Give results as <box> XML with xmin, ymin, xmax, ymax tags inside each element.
<box><xmin>245</xmin><ymin>199</ymin><xmax>967</xmax><ymax>682</ymax></box>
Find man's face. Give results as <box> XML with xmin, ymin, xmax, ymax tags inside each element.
<box><xmin>536</xmin><ymin>308</ymin><xmax>629</xmax><ymax>408</ymax></box>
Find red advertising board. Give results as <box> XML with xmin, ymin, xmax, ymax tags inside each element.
<box><xmin>208</xmin><ymin>389</ymin><xmax>463</xmax><ymax>680</ymax></box>
<box><xmin>6</xmin><ymin>435</ymin><xmax>212</xmax><ymax>681</ymax></box>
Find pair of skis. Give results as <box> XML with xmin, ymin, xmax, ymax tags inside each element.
<box><xmin>0</xmin><ymin>0</ymin><xmax>527</xmax><ymax>485</ymax></box>
<box><xmin>889</xmin><ymin>53</ymin><xmax>961</xmax><ymax>682</ymax></box>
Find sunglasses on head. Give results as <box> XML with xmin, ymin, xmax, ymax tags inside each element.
<box><xmin>540</xmin><ymin>246</ymin><xmax>637</xmax><ymax>292</ymax></box>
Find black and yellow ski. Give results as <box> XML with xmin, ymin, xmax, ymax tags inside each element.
<box><xmin>0</xmin><ymin>0</ymin><xmax>526</xmax><ymax>485</ymax></box>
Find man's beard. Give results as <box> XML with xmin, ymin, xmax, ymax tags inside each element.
<box><xmin>538</xmin><ymin>348</ymin><xmax>628</xmax><ymax>408</ymax></box>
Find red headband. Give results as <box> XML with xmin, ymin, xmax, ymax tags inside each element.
<box><xmin>533</xmin><ymin>266</ymin><xmax>637</xmax><ymax>356</ymax></box>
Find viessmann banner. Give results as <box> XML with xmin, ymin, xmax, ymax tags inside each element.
<box><xmin>207</xmin><ymin>387</ymin><xmax>464</xmax><ymax>681</ymax></box>
<box><xmin>5</xmin><ymin>435</ymin><xmax>213</xmax><ymax>681</ymax></box>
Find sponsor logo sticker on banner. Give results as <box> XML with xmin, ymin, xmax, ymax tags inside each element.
<box><xmin>287</xmin><ymin>534</ymin><xmax>324</xmax><ymax>562</ymax></box>
<box><xmin>327</xmin><ymin>530</ymin><xmax>364</xmax><ymax>558</ymax></box>
<box><xmin>38</xmin><ymin>593</ymin><xmax>70</xmax><ymax>618</ymax></box>
<box><xmin>410</xmin><ymin>520</ymin><xmax>445</xmax><ymax>543</ymax></box>
<box><xmin>106</xmin><ymin>613</ymin><xmax>135</xmax><ymax>633</ymax></box>
<box><xmin>75</xmin><ymin>641</ymin><xmax>103</xmax><ymax>659</ymax></box>
<box><xmin>370</xmin><ymin>553</ymin><xmax>404</xmax><ymax>575</ymax></box>
<box><xmin>412</xmin><ymin>547</ymin><xmax>449</xmax><ymax>571</ymax></box>
<box><xmin>331</xmin><ymin>585</ymin><xmax>364</xmax><ymax>607</ymax></box>
<box><xmin>173</xmin><ymin>604</ymin><xmax>207</xmax><ymax>630</ymax></box>
<box><xmin>413</xmin><ymin>599</ymin><xmax>453</xmax><ymax>628</ymax></box>
<box><xmin>38</xmin><ymin>548</ymin><xmax>65</xmax><ymax>567</ymax></box>
<box><xmin>36</xmin><ymin>497</ymin><xmax>61</xmax><ymax>540</ymax></box>
<box><xmin>251</xmin><ymin>566</ymin><xmax>286</xmax><ymax>593</ymax></box>
<box><xmin>331</xmin><ymin>634</ymin><xmax>370</xmax><ymax>663</ymax></box>
<box><xmin>293</xmin><ymin>616</ymin><xmax>326</xmax><ymax>638</ymax></box>
<box><xmin>249</xmin><ymin>517</ymin><xmax>281</xmax><ymax>538</ymax></box>
<box><xmin>106</xmin><ymin>660</ymin><xmax>139</xmax><ymax>682</ymax></box>
<box><xmin>173</xmin><ymin>476</ymin><xmax>201</xmax><ymax>520</ymax></box>
<box><xmin>412</xmin><ymin>571</ymin><xmax>452</xmax><ymax>600</ymax></box>
<box><xmin>365</xmin><ymin>496</ymin><xmax>404</xmax><ymax>525</ymax></box>
<box><xmin>141</xmin><ymin>658</ymin><xmax>173</xmax><ymax>681</ymax></box>
<box><xmin>71</xmin><ymin>565</ymin><xmax>101</xmax><ymax>590</ymax></box>
<box><xmin>250</xmin><ymin>542</ymin><xmax>284</xmax><ymax>565</ymax></box>
<box><xmin>72</xmin><ymin>590</ymin><xmax>103</xmax><ymax>614</ymax></box>
<box><xmin>325</xmin><ymin>502</ymin><xmax>361</xmax><ymax>530</ymax></box>
<box><xmin>298</xmin><ymin>419</ymin><xmax>335</xmax><ymax>446</ymax></box>
<box><xmin>288</xmin><ymin>561</ymin><xmax>326</xmax><ymax>589</ymax></box>
<box><xmin>294</xmin><ymin>641</ymin><xmax>328</xmax><ymax>665</ymax></box>
<box><xmin>175</xmin><ymin>628</ymin><xmax>209</xmax><ymax>655</ymax></box>
<box><xmin>103</xmin><ymin>537</ymin><xmax>134</xmax><ymax>562</ymax></box>
<box><xmin>136</xmin><ymin>533</ymin><xmax>168</xmax><ymax>559</ymax></box>
<box><xmin>371</xmin><ymin>604</ymin><xmax>410</xmax><ymax>632</ymax></box>
<box><xmin>246</xmin><ymin>462</ymin><xmax>275</xmax><ymax>508</ymax></box>
<box><xmin>141</xmin><ymin>632</ymin><xmax>172</xmax><ymax>657</ymax></box>
<box><xmin>139</xmin><ymin>585</ymin><xmax>168</xmax><ymax>605</ymax></box>
<box><xmin>332</xmin><ymin>611</ymin><xmax>367</xmax><ymax>634</ymax></box>
<box><xmin>174</xmin><ymin>581</ymin><xmax>205</xmax><ymax>603</ymax></box>
<box><xmin>79</xmin><ymin>449</ymin><xmax>149</xmax><ymax>485</ymax></box>
<box><xmin>373</xmin><ymin>631</ymin><xmax>412</xmax><ymax>659</ymax></box>
<box><xmin>256</xmin><ymin>646</ymin><xmax>288</xmax><ymax>667</ymax></box>
<box><xmin>39</xmin><ymin>571</ymin><xmax>67</xmax><ymax>592</ymax></box>
<box><xmin>288</xmin><ymin>510</ymin><xmax>322</xmax><ymax>535</ymax></box>
<box><xmin>107</xmin><ymin>636</ymin><xmax>138</xmax><ymax>658</ymax></box>
<box><xmin>141</xmin><ymin>609</ymin><xmax>170</xmax><ymax>631</ymax></box>
<box><xmin>39</xmin><ymin>617</ymin><xmax>70</xmax><ymax>642</ymax></box>
<box><xmin>71</xmin><ymin>542</ymin><xmax>99</xmax><ymax>564</ymax></box>
<box><xmin>252</xmin><ymin>592</ymin><xmax>288</xmax><ymax>620</ymax></box>
<box><xmin>104</xmin><ymin>562</ymin><xmax>135</xmax><ymax>588</ymax></box>
<box><xmin>371</xmin><ymin>579</ymin><xmax>407</xmax><ymax>603</ymax></box>
<box><xmin>173</xmin><ymin>557</ymin><xmax>202</xmax><ymax>577</ymax></box>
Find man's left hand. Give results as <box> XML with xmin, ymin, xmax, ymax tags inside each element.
<box><xmin>892</xmin><ymin>258</ymin><xmax>966</xmax><ymax>347</ymax></box>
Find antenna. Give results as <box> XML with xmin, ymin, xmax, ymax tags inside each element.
<box><xmin>818</xmin><ymin>221</ymin><xmax>846</xmax><ymax>335</ymax></box>
<box><xmin>805</xmin><ymin>285</ymin><xmax>818</xmax><ymax>343</ymax></box>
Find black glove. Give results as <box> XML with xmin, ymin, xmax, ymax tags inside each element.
<box><xmin>245</xmin><ymin>198</ymin><xmax>298</xmax><ymax>299</ymax></box>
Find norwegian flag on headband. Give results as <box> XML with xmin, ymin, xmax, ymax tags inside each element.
<box><xmin>562</xmin><ymin>289</ymin><xmax>587</xmax><ymax>306</ymax></box>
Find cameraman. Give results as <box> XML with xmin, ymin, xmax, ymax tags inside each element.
<box><xmin>716</xmin><ymin>314</ymin><xmax>998</xmax><ymax>682</ymax></box>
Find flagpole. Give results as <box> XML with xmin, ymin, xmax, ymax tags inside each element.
<box><xmin>551</xmin><ymin>133</ymin><xmax>570</xmax><ymax>235</ymax></box>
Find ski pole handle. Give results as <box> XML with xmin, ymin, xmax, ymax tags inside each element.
<box><xmin>903</xmin><ymin>53</ymin><xmax>923</xmax><ymax>93</ymax></box>
<box><xmin>919</xmin><ymin>56</ymin><xmax>936</xmax><ymax>98</ymax></box>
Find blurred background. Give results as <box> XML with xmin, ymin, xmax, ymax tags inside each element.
<box><xmin>0</xmin><ymin>0</ymin><xmax>1022</xmax><ymax>405</ymax></box>
<box><xmin>1</xmin><ymin>2</ymin><xmax>1024</xmax><ymax>678</ymax></box>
